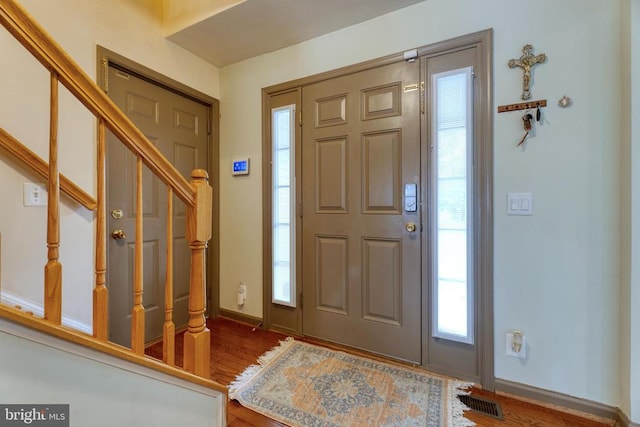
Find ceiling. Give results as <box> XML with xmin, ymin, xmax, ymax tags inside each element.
<box><xmin>166</xmin><ymin>0</ymin><xmax>426</xmax><ymax>68</ymax></box>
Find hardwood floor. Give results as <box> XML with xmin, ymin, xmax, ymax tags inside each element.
<box><xmin>146</xmin><ymin>317</ymin><xmax>613</xmax><ymax>426</ymax></box>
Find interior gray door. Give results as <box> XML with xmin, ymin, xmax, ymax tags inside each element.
<box><xmin>302</xmin><ymin>60</ymin><xmax>422</xmax><ymax>363</ymax></box>
<box><xmin>106</xmin><ymin>65</ymin><xmax>209</xmax><ymax>346</ymax></box>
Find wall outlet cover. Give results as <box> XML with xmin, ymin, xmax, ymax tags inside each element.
<box><xmin>506</xmin><ymin>332</ymin><xmax>527</xmax><ymax>359</ymax></box>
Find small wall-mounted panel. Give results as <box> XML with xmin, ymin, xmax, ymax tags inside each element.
<box><xmin>232</xmin><ymin>158</ymin><xmax>250</xmax><ymax>176</ymax></box>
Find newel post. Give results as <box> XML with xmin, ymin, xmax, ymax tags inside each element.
<box><xmin>184</xmin><ymin>169</ymin><xmax>212</xmax><ymax>377</ymax></box>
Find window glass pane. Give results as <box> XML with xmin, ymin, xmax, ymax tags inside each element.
<box><xmin>432</xmin><ymin>67</ymin><xmax>473</xmax><ymax>344</ymax></box>
<box><xmin>273</xmin><ymin>264</ymin><xmax>290</xmax><ymax>302</ymax></box>
<box><xmin>272</xmin><ymin>105</ymin><xmax>296</xmax><ymax>307</ymax></box>
<box><xmin>276</xmin><ymin>149</ymin><xmax>291</xmax><ymax>186</ymax></box>
<box><xmin>275</xmin><ymin>187</ymin><xmax>290</xmax><ymax>223</ymax></box>
<box><xmin>273</xmin><ymin>224</ymin><xmax>290</xmax><ymax>263</ymax></box>
<box><xmin>437</xmin><ymin>279</ymin><xmax>468</xmax><ymax>336</ymax></box>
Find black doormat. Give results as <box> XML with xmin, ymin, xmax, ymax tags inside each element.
<box><xmin>458</xmin><ymin>394</ymin><xmax>504</xmax><ymax>420</ymax></box>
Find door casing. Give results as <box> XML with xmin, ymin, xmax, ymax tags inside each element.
<box><xmin>261</xmin><ymin>30</ymin><xmax>494</xmax><ymax>389</ymax></box>
<box><xmin>97</xmin><ymin>46</ymin><xmax>220</xmax><ymax>336</ymax></box>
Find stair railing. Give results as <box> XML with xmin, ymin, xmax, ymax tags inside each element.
<box><xmin>0</xmin><ymin>0</ymin><xmax>212</xmax><ymax>379</ymax></box>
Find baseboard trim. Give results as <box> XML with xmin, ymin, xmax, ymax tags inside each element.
<box><xmin>217</xmin><ymin>308</ymin><xmax>263</xmax><ymax>329</ymax></box>
<box><xmin>1</xmin><ymin>290</ymin><xmax>92</xmax><ymax>335</ymax></box>
<box><xmin>617</xmin><ymin>407</ymin><xmax>639</xmax><ymax>427</ymax></box>
<box><xmin>495</xmin><ymin>378</ymin><xmax>618</xmax><ymax>424</ymax></box>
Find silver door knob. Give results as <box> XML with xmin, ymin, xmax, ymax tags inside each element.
<box><xmin>111</xmin><ymin>229</ymin><xmax>126</xmax><ymax>240</ymax></box>
<box><xmin>405</xmin><ymin>222</ymin><xmax>417</xmax><ymax>233</ymax></box>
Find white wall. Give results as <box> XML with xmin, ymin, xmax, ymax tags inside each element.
<box><xmin>0</xmin><ymin>0</ymin><xmax>220</xmax><ymax>331</ymax></box>
<box><xmin>0</xmin><ymin>318</ymin><xmax>225</xmax><ymax>427</ymax></box>
<box><xmin>218</xmin><ymin>0</ymin><xmax>623</xmax><ymax>409</ymax></box>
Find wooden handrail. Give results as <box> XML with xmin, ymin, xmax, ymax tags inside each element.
<box><xmin>0</xmin><ymin>127</ymin><xmax>96</xmax><ymax>210</ymax></box>
<box><xmin>0</xmin><ymin>0</ymin><xmax>195</xmax><ymax>207</ymax></box>
<box><xmin>0</xmin><ymin>0</ymin><xmax>213</xmax><ymax>381</ymax></box>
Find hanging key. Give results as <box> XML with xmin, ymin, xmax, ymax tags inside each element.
<box><xmin>523</xmin><ymin>113</ymin><xmax>533</xmax><ymax>130</ymax></box>
<box><xmin>518</xmin><ymin>113</ymin><xmax>534</xmax><ymax>146</ymax></box>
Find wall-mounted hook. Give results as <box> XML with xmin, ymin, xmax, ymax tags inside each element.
<box><xmin>558</xmin><ymin>95</ymin><xmax>573</xmax><ymax>108</ymax></box>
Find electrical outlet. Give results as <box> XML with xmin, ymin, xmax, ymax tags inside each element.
<box><xmin>23</xmin><ymin>183</ymin><xmax>47</xmax><ymax>206</ymax></box>
<box><xmin>506</xmin><ymin>332</ymin><xmax>527</xmax><ymax>358</ymax></box>
<box><xmin>237</xmin><ymin>283</ymin><xmax>247</xmax><ymax>305</ymax></box>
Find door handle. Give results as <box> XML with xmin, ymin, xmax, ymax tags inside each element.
<box><xmin>111</xmin><ymin>229</ymin><xmax>126</xmax><ymax>240</ymax></box>
<box><xmin>405</xmin><ymin>222</ymin><xmax>417</xmax><ymax>233</ymax></box>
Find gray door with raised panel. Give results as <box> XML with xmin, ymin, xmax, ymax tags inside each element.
<box><xmin>106</xmin><ymin>65</ymin><xmax>209</xmax><ymax>347</ymax></box>
<box><xmin>302</xmin><ymin>60</ymin><xmax>422</xmax><ymax>363</ymax></box>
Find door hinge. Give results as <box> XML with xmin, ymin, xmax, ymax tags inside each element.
<box><xmin>420</xmin><ymin>81</ymin><xmax>425</xmax><ymax>114</ymax></box>
<box><xmin>207</xmin><ymin>120</ymin><xmax>211</xmax><ymax>136</ymax></box>
<box><xmin>299</xmin><ymin>293</ymin><xmax>303</xmax><ymax>308</ymax></box>
<box><xmin>299</xmin><ymin>110</ymin><xmax>303</xmax><ymax>127</ymax></box>
<box><xmin>101</xmin><ymin>57</ymin><xmax>109</xmax><ymax>93</ymax></box>
<box><xmin>298</xmin><ymin>202</ymin><xmax>303</xmax><ymax>218</ymax></box>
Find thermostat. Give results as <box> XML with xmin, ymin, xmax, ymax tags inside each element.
<box><xmin>232</xmin><ymin>158</ymin><xmax>250</xmax><ymax>176</ymax></box>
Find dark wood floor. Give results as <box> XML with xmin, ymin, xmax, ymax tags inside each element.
<box><xmin>146</xmin><ymin>317</ymin><xmax>613</xmax><ymax>427</ymax></box>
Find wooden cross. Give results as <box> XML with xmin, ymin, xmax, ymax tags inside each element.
<box><xmin>508</xmin><ymin>44</ymin><xmax>546</xmax><ymax>100</ymax></box>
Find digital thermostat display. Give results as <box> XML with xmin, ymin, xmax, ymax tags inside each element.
<box><xmin>232</xmin><ymin>158</ymin><xmax>250</xmax><ymax>175</ymax></box>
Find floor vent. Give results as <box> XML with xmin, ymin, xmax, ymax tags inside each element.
<box><xmin>458</xmin><ymin>394</ymin><xmax>504</xmax><ymax>420</ymax></box>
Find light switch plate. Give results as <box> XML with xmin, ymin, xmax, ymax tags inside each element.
<box><xmin>23</xmin><ymin>183</ymin><xmax>48</xmax><ymax>207</ymax></box>
<box><xmin>507</xmin><ymin>192</ymin><xmax>533</xmax><ymax>216</ymax></box>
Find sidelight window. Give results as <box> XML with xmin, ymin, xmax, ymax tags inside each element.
<box><xmin>272</xmin><ymin>105</ymin><xmax>296</xmax><ymax>307</ymax></box>
<box><xmin>431</xmin><ymin>66</ymin><xmax>474</xmax><ymax>344</ymax></box>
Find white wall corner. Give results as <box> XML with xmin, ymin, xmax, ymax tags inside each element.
<box><xmin>1</xmin><ymin>290</ymin><xmax>92</xmax><ymax>335</ymax></box>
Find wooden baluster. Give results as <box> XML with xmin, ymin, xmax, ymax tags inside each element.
<box><xmin>183</xmin><ymin>169</ymin><xmax>212</xmax><ymax>377</ymax></box>
<box><xmin>44</xmin><ymin>72</ymin><xmax>61</xmax><ymax>325</ymax></box>
<box><xmin>93</xmin><ymin>119</ymin><xmax>108</xmax><ymax>339</ymax></box>
<box><xmin>163</xmin><ymin>187</ymin><xmax>175</xmax><ymax>365</ymax></box>
<box><xmin>131</xmin><ymin>157</ymin><xmax>145</xmax><ymax>354</ymax></box>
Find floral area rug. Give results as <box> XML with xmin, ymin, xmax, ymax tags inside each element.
<box><xmin>229</xmin><ymin>338</ymin><xmax>474</xmax><ymax>426</ymax></box>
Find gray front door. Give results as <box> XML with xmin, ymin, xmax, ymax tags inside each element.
<box><xmin>106</xmin><ymin>65</ymin><xmax>209</xmax><ymax>346</ymax></box>
<box><xmin>302</xmin><ymin>60</ymin><xmax>422</xmax><ymax>363</ymax></box>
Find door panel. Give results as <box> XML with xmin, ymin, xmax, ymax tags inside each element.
<box><xmin>264</xmin><ymin>89</ymin><xmax>303</xmax><ymax>334</ymax></box>
<box><xmin>302</xmin><ymin>60</ymin><xmax>421</xmax><ymax>363</ymax></box>
<box><xmin>107</xmin><ymin>65</ymin><xmax>208</xmax><ymax>346</ymax></box>
<box><xmin>424</xmin><ymin>47</ymin><xmax>481</xmax><ymax>381</ymax></box>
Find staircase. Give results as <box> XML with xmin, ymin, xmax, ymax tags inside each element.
<box><xmin>0</xmin><ymin>0</ymin><xmax>225</xmax><ymax>423</ymax></box>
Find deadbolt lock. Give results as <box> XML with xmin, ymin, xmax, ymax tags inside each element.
<box><xmin>111</xmin><ymin>209</ymin><xmax>123</xmax><ymax>219</ymax></box>
<box><xmin>405</xmin><ymin>222</ymin><xmax>417</xmax><ymax>233</ymax></box>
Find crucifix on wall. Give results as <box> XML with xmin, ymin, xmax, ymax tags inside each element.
<box><xmin>508</xmin><ymin>44</ymin><xmax>546</xmax><ymax>100</ymax></box>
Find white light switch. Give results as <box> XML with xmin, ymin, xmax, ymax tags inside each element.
<box><xmin>507</xmin><ymin>192</ymin><xmax>533</xmax><ymax>216</ymax></box>
<box><xmin>23</xmin><ymin>183</ymin><xmax>48</xmax><ymax>207</ymax></box>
